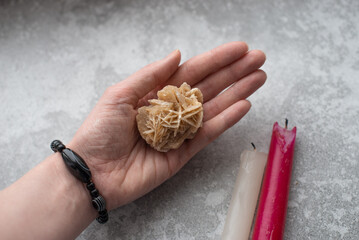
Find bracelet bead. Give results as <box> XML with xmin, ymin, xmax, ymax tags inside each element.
<box><xmin>99</xmin><ymin>209</ymin><xmax>107</xmax><ymax>216</ymax></box>
<box><xmin>92</xmin><ymin>195</ymin><xmax>106</xmax><ymax>211</ymax></box>
<box><xmin>90</xmin><ymin>189</ymin><xmax>99</xmax><ymax>198</ymax></box>
<box><xmin>86</xmin><ymin>182</ymin><xmax>95</xmax><ymax>191</ymax></box>
<box><xmin>51</xmin><ymin>140</ymin><xmax>66</xmax><ymax>152</ymax></box>
<box><xmin>97</xmin><ymin>214</ymin><xmax>109</xmax><ymax>224</ymax></box>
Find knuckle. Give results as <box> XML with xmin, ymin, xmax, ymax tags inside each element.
<box><xmin>104</xmin><ymin>85</ymin><xmax>116</xmax><ymax>96</ymax></box>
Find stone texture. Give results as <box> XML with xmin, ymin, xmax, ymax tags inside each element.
<box><xmin>0</xmin><ymin>0</ymin><xmax>358</xmax><ymax>239</ymax></box>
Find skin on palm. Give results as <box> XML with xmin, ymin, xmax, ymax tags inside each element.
<box><xmin>68</xmin><ymin>42</ymin><xmax>266</xmax><ymax>210</ymax></box>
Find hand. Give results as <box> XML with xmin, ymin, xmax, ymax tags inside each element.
<box><xmin>69</xmin><ymin>42</ymin><xmax>266</xmax><ymax>210</ymax></box>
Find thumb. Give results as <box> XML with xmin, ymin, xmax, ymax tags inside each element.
<box><xmin>120</xmin><ymin>50</ymin><xmax>181</xmax><ymax>101</ymax></box>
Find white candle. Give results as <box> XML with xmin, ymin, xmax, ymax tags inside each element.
<box><xmin>221</xmin><ymin>147</ymin><xmax>267</xmax><ymax>240</ymax></box>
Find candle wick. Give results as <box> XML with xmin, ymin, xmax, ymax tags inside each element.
<box><xmin>285</xmin><ymin>118</ymin><xmax>288</xmax><ymax>129</ymax></box>
<box><xmin>251</xmin><ymin>142</ymin><xmax>256</xmax><ymax>150</ymax></box>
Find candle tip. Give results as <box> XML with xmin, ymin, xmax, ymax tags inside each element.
<box><xmin>251</xmin><ymin>142</ymin><xmax>256</xmax><ymax>150</ymax></box>
<box><xmin>285</xmin><ymin>118</ymin><xmax>289</xmax><ymax>129</ymax></box>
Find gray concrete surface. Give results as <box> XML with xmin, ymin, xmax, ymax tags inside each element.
<box><xmin>1</xmin><ymin>0</ymin><xmax>358</xmax><ymax>239</ymax></box>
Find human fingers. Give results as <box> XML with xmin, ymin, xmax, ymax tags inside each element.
<box><xmin>111</xmin><ymin>50</ymin><xmax>181</xmax><ymax>104</ymax></box>
<box><xmin>203</xmin><ymin>69</ymin><xmax>266</xmax><ymax>121</ymax></box>
<box><xmin>195</xmin><ymin>50</ymin><xmax>266</xmax><ymax>103</ymax></box>
<box><xmin>180</xmin><ymin>100</ymin><xmax>251</xmax><ymax>160</ymax></box>
<box><xmin>166</xmin><ymin>42</ymin><xmax>248</xmax><ymax>87</ymax></box>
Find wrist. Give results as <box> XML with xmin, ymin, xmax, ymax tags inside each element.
<box><xmin>52</xmin><ymin>140</ymin><xmax>110</xmax><ymax>222</ymax></box>
<box><xmin>67</xmin><ymin>139</ymin><xmax>115</xmax><ymax>210</ymax></box>
<box><xmin>46</xmin><ymin>153</ymin><xmax>98</xmax><ymax>222</ymax></box>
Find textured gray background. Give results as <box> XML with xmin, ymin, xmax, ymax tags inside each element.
<box><xmin>1</xmin><ymin>0</ymin><xmax>358</xmax><ymax>239</ymax></box>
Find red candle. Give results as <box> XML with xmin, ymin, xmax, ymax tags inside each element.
<box><xmin>252</xmin><ymin>120</ymin><xmax>297</xmax><ymax>240</ymax></box>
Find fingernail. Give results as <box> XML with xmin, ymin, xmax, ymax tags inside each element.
<box><xmin>167</xmin><ymin>49</ymin><xmax>180</xmax><ymax>58</ymax></box>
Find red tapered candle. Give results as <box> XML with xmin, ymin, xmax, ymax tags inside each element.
<box><xmin>252</xmin><ymin>120</ymin><xmax>297</xmax><ymax>240</ymax></box>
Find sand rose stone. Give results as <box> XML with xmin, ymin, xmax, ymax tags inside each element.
<box><xmin>136</xmin><ymin>82</ymin><xmax>203</xmax><ymax>152</ymax></box>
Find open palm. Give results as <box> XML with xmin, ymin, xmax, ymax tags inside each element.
<box><xmin>69</xmin><ymin>42</ymin><xmax>266</xmax><ymax>210</ymax></box>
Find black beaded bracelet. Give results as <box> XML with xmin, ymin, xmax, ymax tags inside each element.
<box><xmin>50</xmin><ymin>140</ymin><xmax>109</xmax><ymax>224</ymax></box>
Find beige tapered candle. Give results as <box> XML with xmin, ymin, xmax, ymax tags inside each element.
<box><xmin>221</xmin><ymin>145</ymin><xmax>267</xmax><ymax>240</ymax></box>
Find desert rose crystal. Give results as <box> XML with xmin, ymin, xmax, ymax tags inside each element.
<box><xmin>136</xmin><ymin>82</ymin><xmax>203</xmax><ymax>152</ymax></box>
